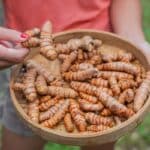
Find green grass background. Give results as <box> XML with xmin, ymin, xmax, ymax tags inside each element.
<box><xmin>44</xmin><ymin>0</ymin><xmax>150</xmax><ymax>150</ymax></box>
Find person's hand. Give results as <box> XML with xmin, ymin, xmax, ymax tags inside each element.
<box><xmin>0</xmin><ymin>27</ymin><xmax>29</xmax><ymax>69</ymax></box>
<box><xmin>134</xmin><ymin>41</ymin><xmax>150</xmax><ymax>65</ymax></box>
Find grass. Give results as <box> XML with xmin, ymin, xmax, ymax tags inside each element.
<box><xmin>45</xmin><ymin>0</ymin><xmax>150</xmax><ymax>150</ymax></box>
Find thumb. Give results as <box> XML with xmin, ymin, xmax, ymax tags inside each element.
<box><xmin>0</xmin><ymin>27</ymin><xmax>29</xmax><ymax>42</ymax></box>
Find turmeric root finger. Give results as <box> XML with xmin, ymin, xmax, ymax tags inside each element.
<box><xmin>118</xmin><ymin>89</ymin><xmax>134</xmax><ymax>104</ymax></box>
<box><xmin>101</xmin><ymin>52</ymin><xmax>133</xmax><ymax>62</ymax></box>
<box><xmin>41</xmin><ymin>99</ymin><xmax>69</xmax><ymax>128</ymax></box>
<box><xmin>79</xmin><ymin>92</ymin><xmax>98</xmax><ymax>103</ymax></box>
<box><xmin>87</xmin><ymin>125</ymin><xmax>109</xmax><ymax>132</ymax></box>
<box><xmin>61</xmin><ymin>51</ymin><xmax>77</xmax><ymax>73</ymax></box>
<box><xmin>64</xmin><ymin>113</ymin><xmax>74</xmax><ymax>132</ymax></box>
<box><xmin>13</xmin><ymin>83</ymin><xmax>25</xmax><ymax>91</ymax></box>
<box><xmin>25</xmin><ymin>27</ymin><xmax>40</xmax><ymax>37</ymax></box>
<box><xmin>22</xmin><ymin>37</ymin><xmax>40</xmax><ymax>48</ymax></box>
<box><xmin>85</xmin><ymin>112</ymin><xmax>114</xmax><ymax>127</ymax></box>
<box><xmin>23</xmin><ymin>68</ymin><xmax>37</xmax><ymax>102</ymax></box>
<box><xmin>71</xmin><ymin>81</ymin><xmax>112</xmax><ymax>96</ymax></box>
<box><xmin>134</xmin><ymin>71</ymin><xmax>150</xmax><ymax>112</ymax></box>
<box><xmin>96</xmin><ymin>89</ymin><xmax>134</xmax><ymax>118</ymax></box>
<box><xmin>39</xmin><ymin>100</ymin><xmax>64</xmax><ymax>122</ymax></box>
<box><xmin>78</xmin><ymin>99</ymin><xmax>103</xmax><ymax>112</ymax></box>
<box><xmin>97</xmin><ymin>71</ymin><xmax>133</xmax><ymax>80</ymax></box>
<box><xmin>40</xmin><ymin>95</ymin><xmax>51</xmax><ymax>103</ymax></box>
<box><xmin>35</xmin><ymin>75</ymin><xmax>48</xmax><ymax>95</ymax></box>
<box><xmin>90</xmin><ymin>78</ymin><xmax>108</xmax><ymax>87</ymax></box>
<box><xmin>26</xmin><ymin>59</ymin><xmax>55</xmax><ymax>83</ymax></box>
<box><xmin>69</xmin><ymin>99</ymin><xmax>87</xmax><ymax>132</ymax></box>
<box><xmin>40</xmin><ymin>21</ymin><xmax>57</xmax><ymax>60</ymax></box>
<box><xmin>109</xmin><ymin>76</ymin><xmax>120</xmax><ymax>96</ymax></box>
<box><xmin>28</xmin><ymin>99</ymin><xmax>39</xmax><ymax>123</ymax></box>
<box><xmin>39</xmin><ymin>97</ymin><xmax>58</xmax><ymax>111</ymax></box>
<box><xmin>119</xmin><ymin>79</ymin><xmax>137</xmax><ymax>90</ymax></box>
<box><xmin>97</xmin><ymin>62</ymin><xmax>140</xmax><ymax>75</ymax></box>
<box><xmin>63</xmin><ymin>69</ymin><xmax>97</xmax><ymax>81</ymax></box>
<box><xmin>100</xmin><ymin>108</ymin><xmax>112</xmax><ymax>117</ymax></box>
<box><xmin>70</xmin><ymin>63</ymin><xmax>94</xmax><ymax>72</ymax></box>
<box><xmin>48</xmin><ymin>86</ymin><xmax>78</xmax><ymax>98</ymax></box>
<box><xmin>55</xmin><ymin>43</ymin><xmax>72</xmax><ymax>54</ymax></box>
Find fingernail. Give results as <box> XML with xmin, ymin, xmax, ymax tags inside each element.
<box><xmin>20</xmin><ymin>33</ymin><xmax>29</xmax><ymax>39</ymax></box>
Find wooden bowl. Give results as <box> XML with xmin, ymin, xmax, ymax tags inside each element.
<box><xmin>10</xmin><ymin>30</ymin><xmax>150</xmax><ymax>146</ymax></box>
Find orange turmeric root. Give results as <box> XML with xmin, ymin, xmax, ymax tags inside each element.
<box><xmin>109</xmin><ymin>76</ymin><xmax>121</xmax><ymax>96</ymax></box>
<box><xmin>88</xmin><ymin>54</ymin><xmax>102</xmax><ymax>65</ymax></box>
<box><xmin>26</xmin><ymin>59</ymin><xmax>55</xmax><ymax>83</ymax></box>
<box><xmin>63</xmin><ymin>68</ymin><xmax>97</xmax><ymax>81</ymax></box>
<box><xmin>100</xmin><ymin>108</ymin><xmax>112</xmax><ymax>117</ymax></box>
<box><xmin>28</xmin><ymin>99</ymin><xmax>39</xmax><ymax>123</ymax></box>
<box><xmin>40</xmin><ymin>21</ymin><xmax>57</xmax><ymax>60</ymax></box>
<box><xmin>119</xmin><ymin>79</ymin><xmax>137</xmax><ymax>90</ymax></box>
<box><xmin>95</xmin><ymin>89</ymin><xmax>134</xmax><ymax>118</ymax></box>
<box><xmin>55</xmin><ymin>43</ymin><xmax>72</xmax><ymax>54</ymax></box>
<box><xmin>134</xmin><ymin>71</ymin><xmax>150</xmax><ymax>112</ymax></box>
<box><xmin>85</xmin><ymin>112</ymin><xmax>114</xmax><ymax>127</ymax></box>
<box><xmin>40</xmin><ymin>95</ymin><xmax>51</xmax><ymax>103</ymax></box>
<box><xmin>69</xmin><ymin>99</ymin><xmax>87</xmax><ymax>132</ymax></box>
<box><xmin>97</xmin><ymin>71</ymin><xmax>133</xmax><ymax>80</ymax></box>
<box><xmin>41</xmin><ymin>99</ymin><xmax>69</xmax><ymax>128</ymax></box>
<box><xmin>39</xmin><ymin>100</ymin><xmax>64</xmax><ymax>122</ymax></box>
<box><xmin>22</xmin><ymin>37</ymin><xmax>40</xmax><ymax>48</ymax></box>
<box><xmin>60</xmin><ymin>51</ymin><xmax>77</xmax><ymax>73</ymax></box>
<box><xmin>50</xmin><ymin>79</ymin><xmax>67</xmax><ymax>87</ymax></box>
<box><xmin>87</xmin><ymin>125</ymin><xmax>109</xmax><ymax>132</ymax></box>
<box><xmin>22</xmin><ymin>27</ymin><xmax>40</xmax><ymax>47</ymax></box>
<box><xmin>77</xmin><ymin>49</ymin><xmax>85</xmax><ymax>62</ymax></box>
<box><xmin>48</xmin><ymin>86</ymin><xmax>78</xmax><ymax>98</ymax></box>
<box><xmin>23</xmin><ymin>68</ymin><xmax>37</xmax><ymax>102</ymax></box>
<box><xmin>79</xmin><ymin>92</ymin><xmax>98</xmax><ymax>103</ymax></box>
<box><xmin>70</xmin><ymin>63</ymin><xmax>94</xmax><ymax>72</ymax></box>
<box><xmin>78</xmin><ymin>99</ymin><xmax>104</xmax><ymax>112</ymax></box>
<box><xmin>13</xmin><ymin>82</ymin><xmax>25</xmax><ymax>91</ymax></box>
<box><xmin>101</xmin><ymin>52</ymin><xmax>134</xmax><ymax>62</ymax></box>
<box><xmin>118</xmin><ymin>89</ymin><xmax>134</xmax><ymax>104</ymax></box>
<box><xmin>25</xmin><ymin>28</ymin><xmax>40</xmax><ymax>37</ymax></box>
<box><xmin>97</xmin><ymin>62</ymin><xmax>140</xmax><ymax>75</ymax></box>
<box><xmin>39</xmin><ymin>97</ymin><xmax>58</xmax><ymax>111</ymax></box>
<box><xmin>90</xmin><ymin>78</ymin><xmax>108</xmax><ymax>87</ymax></box>
<box><xmin>64</xmin><ymin>113</ymin><xmax>74</xmax><ymax>132</ymax></box>
<box><xmin>35</xmin><ymin>75</ymin><xmax>48</xmax><ymax>95</ymax></box>
<box><xmin>71</xmin><ymin>81</ymin><xmax>112</xmax><ymax>96</ymax></box>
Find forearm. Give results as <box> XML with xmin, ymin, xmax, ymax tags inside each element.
<box><xmin>111</xmin><ymin>0</ymin><xmax>145</xmax><ymax>44</ymax></box>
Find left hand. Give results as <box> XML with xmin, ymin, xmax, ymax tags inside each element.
<box><xmin>134</xmin><ymin>41</ymin><xmax>150</xmax><ymax>65</ymax></box>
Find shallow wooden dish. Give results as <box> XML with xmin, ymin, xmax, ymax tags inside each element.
<box><xmin>10</xmin><ymin>30</ymin><xmax>150</xmax><ymax>146</ymax></box>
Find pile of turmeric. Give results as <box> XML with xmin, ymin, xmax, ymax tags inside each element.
<box><xmin>12</xmin><ymin>20</ymin><xmax>150</xmax><ymax>134</ymax></box>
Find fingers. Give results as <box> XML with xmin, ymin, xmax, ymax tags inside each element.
<box><xmin>0</xmin><ymin>44</ymin><xmax>29</xmax><ymax>63</ymax></box>
<box><xmin>0</xmin><ymin>27</ymin><xmax>28</xmax><ymax>42</ymax></box>
<box><xmin>0</xmin><ymin>40</ymin><xmax>14</xmax><ymax>48</ymax></box>
<box><xmin>0</xmin><ymin>60</ymin><xmax>14</xmax><ymax>70</ymax></box>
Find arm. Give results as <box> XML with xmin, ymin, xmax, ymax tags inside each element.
<box><xmin>111</xmin><ymin>0</ymin><xmax>145</xmax><ymax>44</ymax></box>
<box><xmin>111</xmin><ymin>0</ymin><xmax>150</xmax><ymax>64</ymax></box>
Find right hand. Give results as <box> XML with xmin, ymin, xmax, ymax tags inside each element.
<box><xmin>0</xmin><ymin>27</ymin><xmax>29</xmax><ymax>69</ymax></box>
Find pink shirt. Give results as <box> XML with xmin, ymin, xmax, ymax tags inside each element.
<box><xmin>3</xmin><ymin>0</ymin><xmax>112</xmax><ymax>33</ymax></box>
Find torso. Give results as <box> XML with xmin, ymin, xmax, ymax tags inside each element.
<box><xmin>3</xmin><ymin>0</ymin><xmax>112</xmax><ymax>32</ymax></box>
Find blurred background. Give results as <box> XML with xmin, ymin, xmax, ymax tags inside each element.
<box><xmin>0</xmin><ymin>0</ymin><xmax>150</xmax><ymax>150</ymax></box>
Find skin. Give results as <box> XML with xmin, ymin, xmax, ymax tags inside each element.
<box><xmin>0</xmin><ymin>27</ymin><xmax>29</xmax><ymax>69</ymax></box>
<box><xmin>1</xmin><ymin>0</ymin><xmax>150</xmax><ymax>150</ymax></box>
